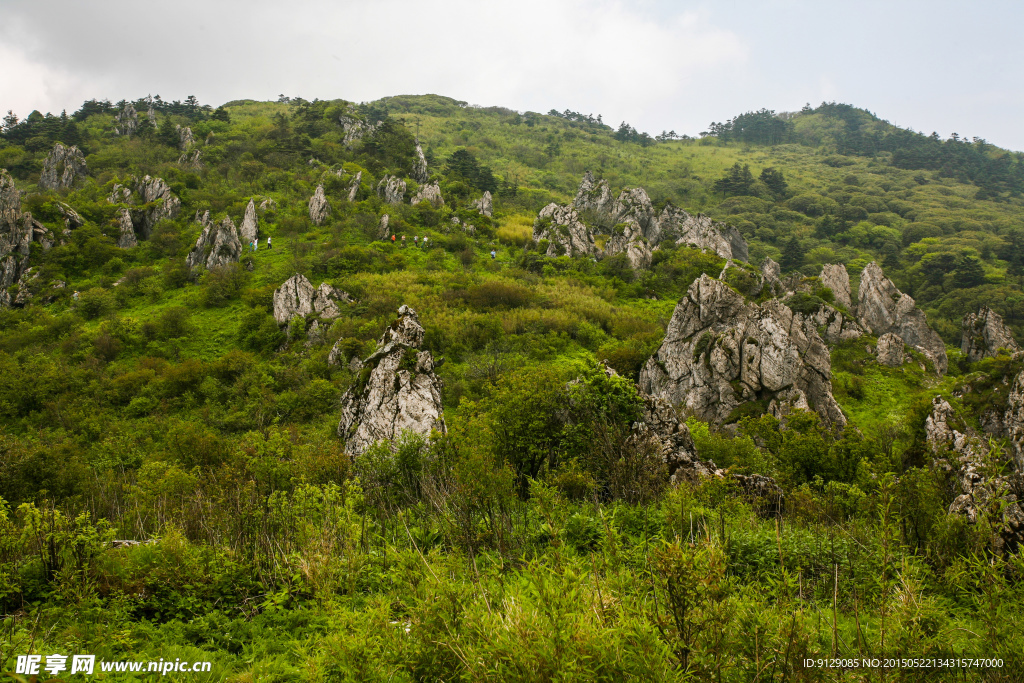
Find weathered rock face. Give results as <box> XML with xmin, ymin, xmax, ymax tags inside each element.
<box><xmin>377</xmin><ymin>176</ymin><xmax>406</xmax><ymax>205</ymax></box>
<box><xmin>1</xmin><ymin>170</ymin><xmax>55</xmax><ymax>307</ymax></box>
<box><xmin>178</xmin><ymin>148</ymin><xmax>203</xmax><ymax>170</ymax></box>
<box><xmin>640</xmin><ymin>274</ymin><xmax>846</xmax><ymax>428</ymax></box>
<box><xmin>533</xmin><ymin>203</ymin><xmax>596</xmax><ymax>257</ymax></box>
<box><xmin>134</xmin><ymin>175</ymin><xmax>181</xmax><ymax>237</ymax></box>
<box><xmin>259</xmin><ymin>197</ymin><xmax>277</xmax><ymax>212</ymax></box>
<box><xmin>186</xmin><ymin>213</ymin><xmax>242</xmax><ymax>272</ymax></box>
<box><xmin>114</xmin><ymin>102</ymin><xmax>138</xmax><ymax>137</ymax></box>
<box><xmin>272</xmin><ymin>273</ymin><xmax>352</xmax><ymax>325</ymax></box>
<box><xmin>1004</xmin><ymin>372</ymin><xmax>1024</xmax><ymax>472</ymax></box>
<box><xmin>962</xmin><ymin>306</ymin><xmax>1020</xmax><ymax>362</ymax></box>
<box><xmin>411</xmin><ymin>180</ymin><xmax>444</xmax><ymax>207</ymax></box>
<box><xmin>309</xmin><ymin>185</ymin><xmax>331</xmax><ymax>225</ymax></box>
<box><xmin>177</xmin><ymin>125</ymin><xmax>196</xmax><ymax>150</ymax></box>
<box><xmin>661</xmin><ymin>206</ymin><xmax>748</xmax><ymax>262</ymax></box>
<box><xmin>876</xmin><ymin>333</ymin><xmax>906</xmax><ymax>367</ymax></box>
<box><xmin>611</xmin><ymin>187</ymin><xmax>657</xmax><ymax>235</ymax></box>
<box><xmin>338</xmin><ymin>114</ymin><xmax>380</xmax><ymax>148</ymax></box>
<box><xmin>797</xmin><ymin>304</ymin><xmax>863</xmax><ymax>345</ymax></box>
<box><xmin>857</xmin><ymin>262</ymin><xmax>948</xmax><ymax>375</ymax></box>
<box><xmin>239</xmin><ymin>199</ymin><xmax>259</xmax><ymax>245</ymax></box>
<box><xmin>573</xmin><ymin>171</ymin><xmax>614</xmax><ymax>217</ymax></box>
<box><xmin>603</xmin><ymin>220</ymin><xmax>652</xmax><ymax>269</ymax></box>
<box><xmin>412</xmin><ymin>140</ymin><xmax>429</xmax><ymax>183</ymax></box>
<box><xmin>55</xmin><ymin>202</ymin><xmax>83</xmax><ymax>230</ymax></box>
<box><xmin>39</xmin><ymin>143</ymin><xmax>87</xmax><ymax>190</ymax></box>
<box><xmin>116</xmin><ymin>208</ymin><xmax>137</xmax><ymax>248</ymax></box>
<box><xmin>0</xmin><ymin>169</ymin><xmax>21</xmax><ymax>232</ymax></box>
<box><xmin>926</xmin><ymin>396</ymin><xmax>1024</xmax><ymax>551</ymax></box>
<box><xmin>377</xmin><ymin>214</ymin><xmax>390</xmax><ymax>240</ymax></box>
<box><xmin>471</xmin><ymin>191</ymin><xmax>493</xmax><ymax>217</ymax></box>
<box><xmin>346</xmin><ymin>171</ymin><xmax>362</xmax><ymax>202</ymax></box>
<box><xmin>819</xmin><ymin>264</ymin><xmax>853</xmax><ymax>310</ymax></box>
<box><xmin>338</xmin><ymin>306</ymin><xmax>446</xmax><ymax>456</ymax></box>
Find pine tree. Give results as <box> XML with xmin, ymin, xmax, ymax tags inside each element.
<box><xmin>780</xmin><ymin>236</ymin><xmax>805</xmax><ymax>272</ymax></box>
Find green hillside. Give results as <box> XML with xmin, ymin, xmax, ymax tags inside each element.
<box><xmin>1</xmin><ymin>95</ymin><xmax>1023</xmax><ymax>681</ymax></box>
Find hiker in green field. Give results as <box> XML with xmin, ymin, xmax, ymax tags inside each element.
<box><xmin>267</xmin><ymin>236</ymin><xmax>272</xmax><ymax>249</ymax></box>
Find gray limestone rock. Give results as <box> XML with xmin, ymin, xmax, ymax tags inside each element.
<box><xmin>376</xmin><ymin>176</ymin><xmax>406</xmax><ymax>205</ymax></box>
<box><xmin>1003</xmin><ymin>371</ymin><xmax>1024</xmax><ymax>473</ymax></box>
<box><xmin>185</xmin><ymin>213</ymin><xmax>242</xmax><ymax>272</ymax></box>
<box><xmin>176</xmin><ymin>125</ymin><xmax>196</xmax><ymax>150</ymax></box>
<box><xmin>114</xmin><ymin>102</ymin><xmax>138</xmax><ymax>137</ymax></box>
<box><xmin>55</xmin><ymin>202</ymin><xmax>83</xmax><ymax>230</ymax></box>
<box><xmin>377</xmin><ymin>214</ymin><xmax>390</xmax><ymax>240</ymax></box>
<box><xmin>239</xmin><ymin>199</ymin><xmax>259</xmax><ymax>245</ymax></box>
<box><xmin>178</xmin><ymin>148</ymin><xmax>203</xmax><ymax>170</ymax></box>
<box><xmin>328</xmin><ymin>339</ymin><xmax>346</xmax><ymax>366</ymax></box>
<box><xmin>876</xmin><ymin>333</ymin><xmax>906</xmax><ymax>367</ymax></box>
<box><xmin>309</xmin><ymin>185</ymin><xmax>331</xmax><ymax>225</ymax></box>
<box><xmin>797</xmin><ymin>304</ymin><xmax>864</xmax><ymax>344</ymax></box>
<box><xmin>533</xmin><ymin>203</ymin><xmax>596</xmax><ymax>257</ymax></box>
<box><xmin>450</xmin><ymin>216</ymin><xmax>475</xmax><ymax>235</ymax></box>
<box><xmin>39</xmin><ymin>143</ymin><xmax>87</xmax><ymax>190</ymax></box>
<box><xmin>338</xmin><ymin>113</ymin><xmax>380</xmax><ymax>148</ymax></box>
<box><xmin>116</xmin><ymin>208</ymin><xmax>137</xmax><ymax>248</ymax></box>
<box><xmin>108</xmin><ymin>183</ymin><xmax>133</xmax><ymax>204</ymax></box>
<box><xmin>337</xmin><ymin>306</ymin><xmax>446</xmax><ymax>456</ymax></box>
<box><xmin>573</xmin><ymin>171</ymin><xmax>614</xmax><ymax>217</ymax></box>
<box><xmin>346</xmin><ymin>171</ymin><xmax>362</xmax><ymax>202</ymax></box>
<box><xmin>961</xmin><ymin>306</ymin><xmax>1020</xmax><ymax>362</ymax></box>
<box><xmin>412</xmin><ymin>140</ymin><xmax>429</xmax><ymax>183</ymax></box>
<box><xmin>259</xmin><ymin>197</ymin><xmax>277</xmax><ymax>212</ymax></box>
<box><xmin>639</xmin><ymin>274</ymin><xmax>846</xmax><ymax>428</ymax></box>
<box><xmin>819</xmin><ymin>264</ymin><xmax>853</xmax><ymax>310</ymax></box>
<box><xmin>857</xmin><ymin>262</ymin><xmax>948</xmax><ymax>375</ymax></box>
<box><xmin>272</xmin><ymin>274</ymin><xmax>352</xmax><ymax>325</ymax></box>
<box><xmin>411</xmin><ymin>180</ymin><xmax>444</xmax><ymax>207</ymax></box>
<box><xmin>0</xmin><ymin>169</ymin><xmax>22</xmax><ymax>232</ymax></box>
<box><xmin>134</xmin><ymin>175</ymin><xmax>181</xmax><ymax>238</ymax></box>
<box><xmin>661</xmin><ymin>206</ymin><xmax>748</xmax><ymax>262</ymax></box>
<box><xmin>603</xmin><ymin>219</ymin><xmax>652</xmax><ymax>269</ymax></box>
<box><xmin>471</xmin><ymin>191</ymin><xmax>493</xmax><ymax>218</ymax></box>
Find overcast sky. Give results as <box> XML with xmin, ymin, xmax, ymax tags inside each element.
<box><xmin>2</xmin><ymin>0</ymin><xmax>1023</xmax><ymax>150</ymax></box>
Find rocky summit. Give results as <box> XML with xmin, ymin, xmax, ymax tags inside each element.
<box><xmin>532</xmin><ymin>203</ymin><xmax>596</xmax><ymax>257</ymax></box>
<box><xmin>338</xmin><ymin>306</ymin><xmax>446</xmax><ymax>456</ymax></box>
<box><xmin>185</xmin><ymin>213</ymin><xmax>242</xmax><ymax>272</ymax></box>
<box><xmin>39</xmin><ymin>143</ymin><xmax>87</xmax><ymax>191</ymax></box>
<box><xmin>961</xmin><ymin>306</ymin><xmax>1021</xmax><ymax>362</ymax></box>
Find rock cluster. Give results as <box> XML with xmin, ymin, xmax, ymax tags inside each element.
<box><xmin>239</xmin><ymin>199</ymin><xmax>259</xmax><ymax>245</ymax></box>
<box><xmin>338</xmin><ymin>306</ymin><xmax>446</xmax><ymax>456</ymax></box>
<box><xmin>573</xmin><ymin>171</ymin><xmax>614</xmax><ymax>216</ymax></box>
<box><xmin>603</xmin><ymin>220</ymin><xmax>651</xmax><ymax>269</ymax></box>
<box><xmin>857</xmin><ymin>262</ymin><xmax>948</xmax><ymax>374</ymax></box>
<box><xmin>338</xmin><ymin>114</ymin><xmax>380</xmax><ymax>148</ymax></box>
<box><xmin>39</xmin><ymin>143</ymin><xmax>87</xmax><ymax>190</ymax></box>
<box><xmin>532</xmin><ymin>203</ymin><xmax>596</xmax><ymax>257</ymax></box>
<box><xmin>309</xmin><ymin>185</ymin><xmax>331</xmax><ymax>225</ymax></box>
<box><xmin>412</xmin><ymin>140</ymin><xmax>429</xmax><ymax>183</ymax></box>
<box><xmin>377</xmin><ymin>176</ymin><xmax>406</xmax><ymax>205</ymax></box>
<box><xmin>178</xmin><ymin>148</ymin><xmax>203</xmax><ymax>170</ymax></box>
<box><xmin>875</xmin><ymin>333</ymin><xmax>906</xmax><ymax>367</ymax></box>
<box><xmin>116</xmin><ymin>208</ymin><xmax>137</xmax><ymax>248</ymax></box>
<box><xmin>377</xmin><ymin>214</ymin><xmax>390</xmax><ymax>240</ymax></box>
<box><xmin>411</xmin><ymin>180</ymin><xmax>444</xmax><ymax>207</ymax></box>
<box><xmin>1</xmin><ymin>169</ymin><xmax>54</xmax><ymax>307</ymax></box>
<box><xmin>961</xmin><ymin>306</ymin><xmax>1020</xmax><ymax>362</ymax></box>
<box><xmin>134</xmin><ymin>175</ymin><xmax>181</xmax><ymax>237</ymax></box>
<box><xmin>640</xmin><ymin>274</ymin><xmax>846</xmax><ymax>428</ymax></box>
<box><xmin>114</xmin><ymin>102</ymin><xmax>138</xmax><ymax>137</ymax></box>
<box><xmin>471</xmin><ymin>191</ymin><xmax>493</xmax><ymax>217</ymax></box>
<box><xmin>177</xmin><ymin>125</ymin><xmax>196</xmax><ymax>150</ymax></box>
<box><xmin>185</xmin><ymin>212</ymin><xmax>243</xmax><ymax>272</ymax></box>
<box><xmin>347</xmin><ymin>171</ymin><xmax>362</xmax><ymax>202</ymax></box>
<box><xmin>819</xmin><ymin>263</ymin><xmax>853</xmax><ymax>310</ymax></box>
<box><xmin>272</xmin><ymin>273</ymin><xmax>353</xmax><ymax>325</ymax></box>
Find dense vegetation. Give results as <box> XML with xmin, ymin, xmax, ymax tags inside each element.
<box><xmin>1</xmin><ymin>94</ymin><xmax>1024</xmax><ymax>681</ymax></box>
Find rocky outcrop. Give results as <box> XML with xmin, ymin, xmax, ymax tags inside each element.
<box><xmin>857</xmin><ymin>262</ymin><xmax>948</xmax><ymax>375</ymax></box>
<box><xmin>603</xmin><ymin>220</ymin><xmax>652</xmax><ymax>269</ymax></box>
<box><xmin>346</xmin><ymin>171</ymin><xmax>362</xmax><ymax>202</ymax></box>
<box><xmin>55</xmin><ymin>202</ymin><xmax>83</xmax><ymax>230</ymax></box>
<box><xmin>134</xmin><ymin>175</ymin><xmax>181</xmax><ymax>238</ymax></box>
<box><xmin>337</xmin><ymin>306</ymin><xmax>446</xmax><ymax>456</ymax></box>
<box><xmin>471</xmin><ymin>191</ymin><xmax>493</xmax><ymax>217</ymax></box>
<box><xmin>239</xmin><ymin>199</ymin><xmax>259</xmax><ymax>245</ymax></box>
<box><xmin>533</xmin><ymin>203</ymin><xmax>596</xmax><ymax>257</ymax></box>
<box><xmin>412</xmin><ymin>140</ymin><xmax>429</xmax><ymax>183</ymax></box>
<box><xmin>1004</xmin><ymin>373</ymin><xmax>1024</xmax><ymax>472</ymax></box>
<box><xmin>185</xmin><ymin>213</ymin><xmax>242</xmax><ymax>272</ymax></box>
<box><xmin>116</xmin><ymin>208</ymin><xmax>137</xmax><ymax>248</ymax></box>
<box><xmin>1</xmin><ymin>170</ymin><xmax>54</xmax><ymax>307</ymax></box>
<box><xmin>377</xmin><ymin>214</ymin><xmax>390</xmax><ymax>240</ymax></box>
<box><xmin>925</xmin><ymin>397</ymin><xmax>1024</xmax><ymax>552</ymax></box>
<box><xmin>39</xmin><ymin>143</ymin><xmax>87</xmax><ymax>190</ymax></box>
<box><xmin>411</xmin><ymin>180</ymin><xmax>443</xmax><ymax>207</ymax></box>
<box><xmin>377</xmin><ymin>176</ymin><xmax>406</xmax><ymax>205</ymax></box>
<box><xmin>876</xmin><ymin>333</ymin><xmax>906</xmax><ymax>367</ymax></box>
<box><xmin>820</xmin><ymin>264</ymin><xmax>853</xmax><ymax>310</ymax></box>
<box><xmin>797</xmin><ymin>304</ymin><xmax>864</xmax><ymax>345</ymax></box>
<box><xmin>962</xmin><ymin>306</ymin><xmax>1020</xmax><ymax>362</ymax></box>
<box><xmin>639</xmin><ymin>274</ymin><xmax>846</xmax><ymax>428</ymax></box>
<box><xmin>309</xmin><ymin>185</ymin><xmax>331</xmax><ymax>225</ymax></box>
<box><xmin>338</xmin><ymin>114</ymin><xmax>379</xmax><ymax>148</ymax></box>
<box><xmin>178</xmin><ymin>148</ymin><xmax>203</xmax><ymax>170</ymax></box>
<box><xmin>259</xmin><ymin>197</ymin><xmax>277</xmax><ymax>212</ymax></box>
<box><xmin>573</xmin><ymin>171</ymin><xmax>614</xmax><ymax>217</ymax></box>
<box><xmin>114</xmin><ymin>102</ymin><xmax>138</xmax><ymax>137</ymax></box>
<box><xmin>611</xmin><ymin>188</ymin><xmax>657</xmax><ymax>235</ymax></box>
<box><xmin>450</xmin><ymin>216</ymin><xmax>475</xmax><ymax>235</ymax></box>
<box><xmin>272</xmin><ymin>273</ymin><xmax>353</xmax><ymax>325</ymax></box>
<box><xmin>177</xmin><ymin>125</ymin><xmax>196</xmax><ymax>150</ymax></box>
<box><xmin>661</xmin><ymin>206</ymin><xmax>748</xmax><ymax>262</ymax></box>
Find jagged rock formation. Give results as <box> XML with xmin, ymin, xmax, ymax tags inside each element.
<box><xmin>573</xmin><ymin>171</ymin><xmax>614</xmax><ymax>216</ymax></box>
<box><xmin>1</xmin><ymin>170</ymin><xmax>54</xmax><ymax>308</ymax></box>
<box><xmin>412</xmin><ymin>140</ymin><xmax>429</xmax><ymax>183</ymax></box>
<box><xmin>876</xmin><ymin>333</ymin><xmax>906</xmax><ymax>367</ymax></box>
<box><xmin>925</xmin><ymin>397</ymin><xmax>1024</xmax><ymax>551</ymax></box>
<box><xmin>176</xmin><ymin>125</ymin><xmax>196</xmax><ymax>150</ymax></box>
<box><xmin>640</xmin><ymin>274</ymin><xmax>846</xmax><ymax>428</ymax></box>
<box><xmin>114</xmin><ymin>102</ymin><xmax>138</xmax><ymax>137</ymax></box>
<box><xmin>55</xmin><ymin>202</ymin><xmax>83</xmax><ymax>230</ymax></box>
<box><xmin>603</xmin><ymin>220</ymin><xmax>652</xmax><ymax>269</ymax></box>
<box><xmin>377</xmin><ymin>176</ymin><xmax>406</xmax><ymax>205</ymax></box>
<box><xmin>797</xmin><ymin>304</ymin><xmax>864</xmax><ymax>345</ymax></box>
<box><xmin>532</xmin><ymin>203</ymin><xmax>596</xmax><ymax>257</ymax></box>
<box><xmin>116</xmin><ymin>208</ymin><xmax>137</xmax><ymax>248</ymax></box>
<box><xmin>134</xmin><ymin>175</ymin><xmax>181</xmax><ymax>237</ymax></box>
<box><xmin>337</xmin><ymin>306</ymin><xmax>446</xmax><ymax>456</ymax></box>
<box><xmin>962</xmin><ymin>306</ymin><xmax>1020</xmax><ymax>362</ymax></box>
<box><xmin>309</xmin><ymin>185</ymin><xmax>331</xmax><ymax>225</ymax></box>
<box><xmin>1004</xmin><ymin>373</ymin><xmax>1024</xmax><ymax>471</ymax></box>
<box><xmin>411</xmin><ymin>180</ymin><xmax>444</xmax><ymax>207</ymax></box>
<box><xmin>857</xmin><ymin>262</ymin><xmax>948</xmax><ymax>375</ymax></box>
<box><xmin>377</xmin><ymin>214</ymin><xmax>390</xmax><ymax>240</ymax></box>
<box><xmin>239</xmin><ymin>199</ymin><xmax>259</xmax><ymax>245</ymax></box>
<box><xmin>338</xmin><ymin>113</ymin><xmax>379</xmax><ymax>148</ymax></box>
<box><xmin>471</xmin><ymin>191</ymin><xmax>493</xmax><ymax>218</ymax></box>
<box><xmin>271</xmin><ymin>273</ymin><xmax>352</xmax><ymax>325</ymax></box>
<box><xmin>346</xmin><ymin>171</ymin><xmax>362</xmax><ymax>202</ymax></box>
<box><xmin>661</xmin><ymin>206</ymin><xmax>748</xmax><ymax>262</ymax></box>
<box><xmin>178</xmin><ymin>148</ymin><xmax>203</xmax><ymax>170</ymax></box>
<box><xmin>819</xmin><ymin>264</ymin><xmax>853</xmax><ymax>310</ymax></box>
<box><xmin>259</xmin><ymin>197</ymin><xmax>277</xmax><ymax>212</ymax></box>
<box><xmin>185</xmin><ymin>213</ymin><xmax>242</xmax><ymax>272</ymax></box>
<box><xmin>108</xmin><ymin>183</ymin><xmax>132</xmax><ymax>204</ymax></box>
<box><xmin>39</xmin><ymin>143</ymin><xmax>87</xmax><ymax>190</ymax></box>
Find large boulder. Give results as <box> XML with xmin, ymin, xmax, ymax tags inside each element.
<box><xmin>134</xmin><ymin>175</ymin><xmax>181</xmax><ymax>238</ymax></box>
<box><xmin>639</xmin><ymin>274</ymin><xmax>845</xmax><ymax>428</ymax></box>
<box><xmin>876</xmin><ymin>333</ymin><xmax>906</xmax><ymax>367</ymax></box>
<box><xmin>178</xmin><ymin>148</ymin><xmax>203</xmax><ymax>170</ymax></box>
<box><xmin>611</xmin><ymin>187</ymin><xmax>657</xmax><ymax>236</ymax></box>
<box><xmin>338</xmin><ymin>306</ymin><xmax>446</xmax><ymax>456</ymax></box>
<box><xmin>272</xmin><ymin>273</ymin><xmax>352</xmax><ymax>325</ymax></box>
<box><xmin>819</xmin><ymin>264</ymin><xmax>853</xmax><ymax>310</ymax></box>
<box><xmin>471</xmin><ymin>191</ymin><xmax>493</xmax><ymax>218</ymax></box>
<box><xmin>39</xmin><ymin>143</ymin><xmax>87</xmax><ymax>190</ymax></box>
<box><xmin>239</xmin><ymin>198</ymin><xmax>259</xmax><ymax>245</ymax></box>
<box><xmin>532</xmin><ymin>203</ymin><xmax>596</xmax><ymax>257</ymax></box>
<box><xmin>377</xmin><ymin>175</ymin><xmax>406</xmax><ymax>205</ymax></box>
<box><xmin>116</xmin><ymin>208</ymin><xmax>137</xmax><ymax>248</ymax></box>
<box><xmin>962</xmin><ymin>306</ymin><xmax>1020</xmax><ymax>362</ymax></box>
<box><xmin>377</xmin><ymin>214</ymin><xmax>390</xmax><ymax>240</ymax></box>
<box><xmin>346</xmin><ymin>171</ymin><xmax>362</xmax><ymax>202</ymax></box>
<box><xmin>603</xmin><ymin>219</ymin><xmax>652</xmax><ymax>269</ymax></box>
<box><xmin>411</xmin><ymin>180</ymin><xmax>444</xmax><ymax>207</ymax></box>
<box><xmin>114</xmin><ymin>101</ymin><xmax>138</xmax><ymax>137</ymax></box>
<box><xmin>309</xmin><ymin>184</ymin><xmax>331</xmax><ymax>225</ymax></box>
<box><xmin>177</xmin><ymin>125</ymin><xmax>196</xmax><ymax>150</ymax></box>
<box><xmin>412</xmin><ymin>140</ymin><xmax>429</xmax><ymax>183</ymax></box>
<box><xmin>185</xmin><ymin>213</ymin><xmax>242</xmax><ymax>272</ymax></box>
<box><xmin>857</xmin><ymin>262</ymin><xmax>948</xmax><ymax>375</ymax></box>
